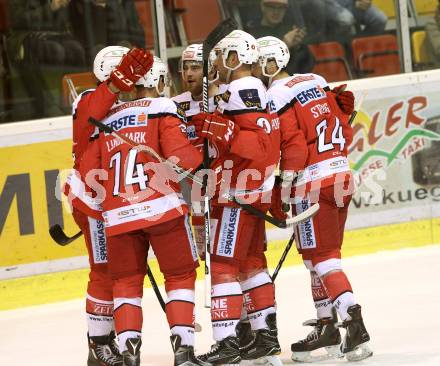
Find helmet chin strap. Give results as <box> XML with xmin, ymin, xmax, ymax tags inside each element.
<box><xmin>226</xmin><ymin>69</ymin><xmax>233</xmax><ymax>84</ymax></box>
<box><xmin>263</xmin><ymin>62</ymin><xmax>282</xmax><ymax>87</ymax></box>
<box><xmin>208</xmin><ymin>71</ymin><xmax>219</xmax><ymax>85</ymax></box>
<box><xmin>156</xmin><ymin>84</ymin><xmax>165</xmax><ymax>97</ymax></box>
<box><xmin>222</xmin><ymin>53</ymin><xmax>242</xmax><ymax>84</ymax></box>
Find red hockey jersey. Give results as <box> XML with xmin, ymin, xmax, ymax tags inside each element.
<box><xmin>213</xmin><ymin>76</ymin><xmax>279</xmax><ymax>206</ymax></box>
<box><xmin>64</xmin><ymin>82</ymin><xmax>119</xmax><ymax>219</ymax></box>
<box><xmin>79</xmin><ymin>96</ymin><xmax>203</xmax><ymax>236</ymax></box>
<box><xmin>268</xmin><ymin>74</ymin><xmax>353</xmax><ymax>191</ymax></box>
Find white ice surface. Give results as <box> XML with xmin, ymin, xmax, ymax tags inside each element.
<box><xmin>1</xmin><ymin>245</ymin><xmax>440</xmax><ymax>365</ymax></box>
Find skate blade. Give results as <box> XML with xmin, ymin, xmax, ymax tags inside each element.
<box><xmin>254</xmin><ymin>355</ymin><xmax>284</xmax><ymax>365</ymax></box>
<box><xmin>344</xmin><ymin>342</ymin><xmax>373</xmax><ymax>362</ymax></box>
<box><xmin>291</xmin><ymin>345</ymin><xmax>343</xmax><ymax>363</ymax></box>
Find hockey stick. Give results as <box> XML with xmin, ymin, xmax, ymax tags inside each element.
<box><xmin>90</xmin><ymin>118</ymin><xmax>320</xmax><ymax>230</ymax></box>
<box><xmin>201</xmin><ymin>18</ymin><xmax>238</xmax><ymax>308</ymax></box>
<box><xmin>49</xmin><ymin>227</ymin><xmax>169</xmax><ymax>312</ymax></box>
<box><xmin>226</xmin><ymin>194</ymin><xmax>320</xmax><ymax>229</ymax></box>
<box><xmin>48</xmin><ymin>225</ymin><xmax>203</xmax><ymax>329</ymax></box>
<box><xmin>146</xmin><ymin>266</ymin><xmax>166</xmax><ymax>310</ymax></box>
<box><xmin>89</xmin><ymin>118</ymin><xmax>204</xmax><ymax>185</ymax></box>
<box><xmin>49</xmin><ymin>224</ymin><xmax>82</xmax><ymax>246</ymax></box>
<box><xmin>271</xmin><ymin>231</ymin><xmax>295</xmax><ymax>282</ymax></box>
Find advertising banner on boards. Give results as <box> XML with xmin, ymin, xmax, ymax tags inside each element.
<box><xmin>346</xmin><ymin>72</ymin><xmax>440</xmax><ymax>234</ymax></box>
<box><xmin>2</xmin><ymin>71</ymin><xmax>440</xmax><ymax>280</ymax></box>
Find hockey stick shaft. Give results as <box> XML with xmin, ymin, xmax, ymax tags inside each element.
<box><xmin>202</xmin><ymin>74</ymin><xmax>211</xmax><ymax>309</ymax></box>
<box><xmin>270</xmin><ymin>203</ymin><xmax>320</xmax><ymax>281</ymax></box>
<box><xmin>271</xmin><ymin>231</ymin><xmax>295</xmax><ymax>282</ymax></box>
<box><xmin>201</xmin><ymin>18</ymin><xmax>237</xmax><ymax>308</ymax></box>
<box><xmin>146</xmin><ymin>265</ymin><xmax>166</xmax><ymax>311</ymax></box>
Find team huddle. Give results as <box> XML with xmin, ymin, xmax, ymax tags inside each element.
<box><xmin>65</xmin><ymin>29</ymin><xmax>372</xmax><ymax>366</ymax></box>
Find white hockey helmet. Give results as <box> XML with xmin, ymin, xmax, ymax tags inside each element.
<box><xmin>179</xmin><ymin>43</ymin><xmax>203</xmax><ymax>73</ymax></box>
<box><xmin>182</xmin><ymin>43</ymin><xmax>203</xmax><ymax>63</ymax></box>
<box><xmin>136</xmin><ymin>56</ymin><xmax>169</xmax><ymax>96</ymax></box>
<box><xmin>93</xmin><ymin>46</ymin><xmax>130</xmax><ymax>82</ymax></box>
<box><xmin>218</xmin><ymin>30</ymin><xmax>259</xmax><ymax>70</ymax></box>
<box><xmin>257</xmin><ymin>36</ymin><xmax>290</xmax><ymax>78</ymax></box>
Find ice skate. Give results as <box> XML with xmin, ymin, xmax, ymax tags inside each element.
<box><xmin>87</xmin><ymin>333</ymin><xmax>123</xmax><ymax>366</ymax></box>
<box><xmin>290</xmin><ymin>315</ymin><xmax>343</xmax><ymax>363</ymax></box>
<box><xmin>198</xmin><ymin>336</ymin><xmax>241</xmax><ymax>365</ymax></box>
<box><xmin>171</xmin><ymin>334</ymin><xmax>212</xmax><ymax>366</ymax></box>
<box><xmin>121</xmin><ymin>338</ymin><xmax>141</xmax><ymax>366</ymax></box>
<box><xmin>339</xmin><ymin>304</ymin><xmax>373</xmax><ymax>362</ymax></box>
<box><xmin>240</xmin><ymin>314</ymin><xmax>283</xmax><ymax>366</ymax></box>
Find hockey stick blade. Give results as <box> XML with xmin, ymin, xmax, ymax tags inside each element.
<box><xmin>202</xmin><ymin>18</ymin><xmax>237</xmax><ymax>61</ymax></box>
<box><xmin>285</xmin><ymin>203</ymin><xmax>320</xmax><ymax>227</ymax></box>
<box><xmin>49</xmin><ymin>224</ymin><xmax>83</xmax><ymax>246</ymax></box>
<box><xmin>348</xmin><ymin>90</ymin><xmax>367</xmax><ymax>125</ymax></box>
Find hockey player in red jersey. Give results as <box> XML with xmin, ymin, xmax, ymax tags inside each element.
<box><xmin>256</xmin><ymin>36</ymin><xmax>372</xmax><ymax>362</ymax></box>
<box><xmin>190</xmin><ymin>30</ymin><xmax>282</xmax><ymax>366</ymax></box>
<box><xmin>172</xmin><ymin>43</ymin><xmax>228</xmax><ymax>152</ymax></box>
<box><xmin>79</xmin><ymin>56</ymin><xmax>234</xmax><ymax>366</ymax></box>
<box><xmin>172</xmin><ymin>43</ymin><xmax>228</xmax><ymax>256</ymax></box>
<box><xmin>64</xmin><ymin>45</ymin><xmax>153</xmax><ymax>366</ymax></box>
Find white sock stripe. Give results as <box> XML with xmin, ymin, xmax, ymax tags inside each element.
<box><xmin>248</xmin><ymin>307</ymin><xmax>276</xmax><ymax>330</ymax></box>
<box><xmin>114</xmin><ymin>297</ymin><xmax>142</xmax><ymax>311</ymax></box>
<box><xmin>166</xmin><ymin>289</ymin><xmax>195</xmax><ymax>304</ymax></box>
<box><xmin>314</xmin><ymin>258</ymin><xmax>342</xmax><ymax>277</ymax></box>
<box><xmin>86</xmin><ymin>294</ymin><xmax>114</xmax><ymax>305</ymax></box>
<box><xmin>333</xmin><ymin>292</ymin><xmax>356</xmax><ymax>321</ymax></box>
<box><xmin>212</xmin><ymin>319</ymin><xmax>240</xmax><ymax>341</ymax></box>
<box><xmin>171</xmin><ymin>326</ymin><xmax>195</xmax><ymax>347</ymax></box>
<box><xmin>240</xmin><ymin>271</ymin><xmax>272</xmax><ymax>292</ymax></box>
<box><xmin>247</xmin><ymin>305</ymin><xmax>276</xmax><ymax>315</ymax></box>
<box><xmin>87</xmin><ymin>314</ymin><xmax>114</xmax><ymax>338</ymax></box>
<box><xmin>314</xmin><ymin>298</ymin><xmax>332</xmax><ymax>313</ymax></box>
<box><xmin>211</xmin><ymin>282</ymin><xmax>242</xmax><ymax>297</ymax></box>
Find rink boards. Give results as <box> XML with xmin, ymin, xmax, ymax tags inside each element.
<box><xmin>2</xmin><ymin>70</ymin><xmax>440</xmax><ymax>310</ymax></box>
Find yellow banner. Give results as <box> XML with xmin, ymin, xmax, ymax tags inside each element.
<box><xmin>0</xmin><ymin>139</ymin><xmax>87</xmax><ymax>268</ymax></box>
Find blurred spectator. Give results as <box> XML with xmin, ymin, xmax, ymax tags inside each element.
<box><xmin>68</xmin><ymin>0</ymin><xmax>146</xmax><ymax>63</ymax></box>
<box><xmin>425</xmin><ymin>1</ymin><xmax>440</xmax><ymax>65</ymax></box>
<box><xmin>6</xmin><ymin>0</ymin><xmax>87</xmax><ymax>119</ymax></box>
<box><xmin>246</xmin><ymin>0</ymin><xmax>315</xmax><ymax>74</ymax></box>
<box><xmin>7</xmin><ymin>0</ymin><xmax>85</xmax><ymax>67</ymax></box>
<box><xmin>330</xmin><ymin>0</ymin><xmax>387</xmax><ymax>37</ymax></box>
